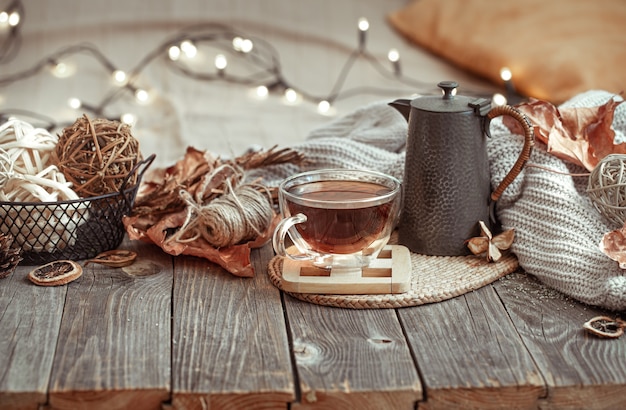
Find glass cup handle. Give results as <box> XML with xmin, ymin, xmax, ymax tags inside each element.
<box><xmin>272</xmin><ymin>213</ymin><xmax>314</xmax><ymax>260</ymax></box>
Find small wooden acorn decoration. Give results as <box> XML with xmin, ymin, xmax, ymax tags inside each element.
<box><xmin>55</xmin><ymin>114</ymin><xmax>142</xmax><ymax>197</ymax></box>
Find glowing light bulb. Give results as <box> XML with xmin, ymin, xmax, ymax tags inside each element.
<box><xmin>233</xmin><ymin>36</ymin><xmax>253</xmax><ymax>52</ymax></box>
<box><xmin>500</xmin><ymin>67</ymin><xmax>512</xmax><ymax>82</ymax></box>
<box><xmin>168</xmin><ymin>46</ymin><xmax>181</xmax><ymax>61</ymax></box>
<box><xmin>388</xmin><ymin>48</ymin><xmax>401</xmax><ymax>75</ymax></box>
<box><xmin>215</xmin><ymin>54</ymin><xmax>227</xmax><ymax>71</ymax></box>
<box><xmin>8</xmin><ymin>11</ymin><xmax>19</xmax><ymax>27</ymax></box>
<box><xmin>112</xmin><ymin>70</ymin><xmax>127</xmax><ymax>86</ymax></box>
<box><xmin>54</xmin><ymin>63</ymin><xmax>69</xmax><ymax>77</ymax></box>
<box><xmin>284</xmin><ymin>88</ymin><xmax>298</xmax><ymax>104</ymax></box>
<box><xmin>0</xmin><ymin>12</ymin><xmax>8</xmax><ymax>24</ymax></box>
<box><xmin>358</xmin><ymin>17</ymin><xmax>369</xmax><ymax>50</ymax></box>
<box><xmin>180</xmin><ymin>40</ymin><xmax>197</xmax><ymax>58</ymax></box>
<box><xmin>68</xmin><ymin>98</ymin><xmax>82</xmax><ymax>109</ymax></box>
<box><xmin>121</xmin><ymin>113</ymin><xmax>137</xmax><ymax>126</ymax></box>
<box><xmin>240</xmin><ymin>39</ymin><xmax>253</xmax><ymax>53</ymax></box>
<box><xmin>317</xmin><ymin>100</ymin><xmax>331</xmax><ymax>114</ymax></box>
<box><xmin>255</xmin><ymin>85</ymin><xmax>268</xmax><ymax>99</ymax></box>
<box><xmin>358</xmin><ymin>17</ymin><xmax>369</xmax><ymax>32</ymax></box>
<box><xmin>51</xmin><ymin>62</ymin><xmax>76</xmax><ymax>78</ymax></box>
<box><xmin>492</xmin><ymin>93</ymin><xmax>507</xmax><ymax>106</ymax></box>
<box><xmin>134</xmin><ymin>88</ymin><xmax>150</xmax><ymax>104</ymax></box>
<box><xmin>387</xmin><ymin>49</ymin><xmax>400</xmax><ymax>63</ymax></box>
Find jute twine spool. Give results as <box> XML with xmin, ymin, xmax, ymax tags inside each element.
<box><xmin>587</xmin><ymin>154</ymin><xmax>626</xmax><ymax>227</ymax></box>
<box><xmin>55</xmin><ymin>114</ymin><xmax>142</xmax><ymax>197</ymax></box>
<box><xmin>173</xmin><ymin>181</ymin><xmax>274</xmax><ymax>248</ymax></box>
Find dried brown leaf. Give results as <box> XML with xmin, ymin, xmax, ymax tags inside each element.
<box><xmin>124</xmin><ymin>145</ymin><xmax>296</xmax><ymax>276</ymax></box>
<box><xmin>133</xmin><ymin>147</ymin><xmax>218</xmax><ymax>216</ymax></box>
<box><xmin>235</xmin><ymin>145</ymin><xmax>306</xmax><ymax>170</ymax></box>
<box><xmin>600</xmin><ymin>226</ymin><xmax>626</xmax><ymax>268</ymax></box>
<box><xmin>503</xmin><ymin>98</ymin><xmax>623</xmax><ymax>171</ymax></box>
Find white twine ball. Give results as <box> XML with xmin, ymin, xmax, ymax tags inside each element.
<box><xmin>587</xmin><ymin>154</ymin><xmax>626</xmax><ymax>227</ymax></box>
<box><xmin>0</xmin><ymin>118</ymin><xmax>84</xmax><ymax>253</ymax></box>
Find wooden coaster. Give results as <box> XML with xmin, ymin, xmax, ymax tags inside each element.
<box><xmin>280</xmin><ymin>245</ymin><xmax>411</xmax><ymax>295</ymax></box>
<box><xmin>267</xmin><ymin>246</ymin><xmax>519</xmax><ymax>309</ymax></box>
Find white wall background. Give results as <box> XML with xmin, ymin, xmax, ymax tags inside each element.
<box><xmin>0</xmin><ymin>0</ymin><xmax>495</xmax><ymax>167</ymax></box>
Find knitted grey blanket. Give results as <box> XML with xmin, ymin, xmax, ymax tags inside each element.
<box><xmin>251</xmin><ymin>90</ymin><xmax>626</xmax><ymax>311</ymax></box>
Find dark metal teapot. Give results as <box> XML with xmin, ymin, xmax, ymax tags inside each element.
<box><xmin>390</xmin><ymin>81</ymin><xmax>534</xmax><ymax>256</ymax></box>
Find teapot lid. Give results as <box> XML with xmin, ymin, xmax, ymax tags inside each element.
<box><xmin>411</xmin><ymin>81</ymin><xmax>489</xmax><ymax>114</ymax></box>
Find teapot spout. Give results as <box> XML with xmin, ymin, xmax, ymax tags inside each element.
<box><xmin>388</xmin><ymin>99</ymin><xmax>411</xmax><ymax>121</ymax></box>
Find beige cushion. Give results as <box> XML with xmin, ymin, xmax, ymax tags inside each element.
<box><xmin>388</xmin><ymin>0</ymin><xmax>626</xmax><ymax>103</ymax></box>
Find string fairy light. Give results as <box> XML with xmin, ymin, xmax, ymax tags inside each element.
<box><xmin>253</xmin><ymin>85</ymin><xmax>269</xmax><ymax>100</ymax></box>
<box><xmin>214</xmin><ymin>53</ymin><xmax>228</xmax><ymax>75</ymax></box>
<box><xmin>133</xmin><ymin>88</ymin><xmax>150</xmax><ymax>104</ymax></box>
<box><xmin>111</xmin><ymin>69</ymin><xmax>128</xmax><ymax>86</ymax></box>
<box><xmin>120</xmin><ymin>112</ymin><xmax>137</xmax><ymax>126</ymax></box>
<box><xmin>491</xmin><ymin>93</ymin><xmax>507</xmax><ymax>107</ymax></box>
<box><xmin>357</xmin><ymin>17</ymin><xmax>369</xmax><ymax>50</ymax></box>
<box><xmin>50</xmin><ymin>60</ymin><xmax>76</xmax><ymax>78</ymax></box>
<box><xmin>168</xmin><ymin>45</ymin><xmax>181</xmax><ymax>61</ymax></box>
<box><xmin>67</xmin><ymin>97</ymin><xmax>82</xmax><ymax>110</ymax></box>
<box><xmin>499</xmin><ymin>66</ymin><xmax>522</xmax><ymax>104</ymax></box>
<box><xmin>0</xmin><ymin>2</ymin><xmax>516</xmax><ymax>132</ymax></box>
<box><xmin>387</xmin><ymin>48</ymin><xmax>401</xmax><ymax>76</ymax></box>
<box><xmin>0</xmin><ymin>0</ymin><xmax>23</xmax><ymax>63</ymax></box>
<box><xmin>180</xmin><ymin>40</ymin><xmax>197</xmax><ymax>59</ymax></box>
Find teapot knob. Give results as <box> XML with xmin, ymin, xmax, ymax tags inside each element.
<box><xmin>438</xmin><ymin>81</ymin><xmax>458</xmax><ymax>100</ymax></box>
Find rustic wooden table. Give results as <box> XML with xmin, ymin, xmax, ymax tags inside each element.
<box><xmin>1</xmin><ymin>237</ymin><xmax>625</xmax><ymax>410</ymax></box>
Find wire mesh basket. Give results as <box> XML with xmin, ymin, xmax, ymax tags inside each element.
<box><xmin>0</xmin><ymin>154</ymin><xmax>154</xmax><ymax>265</ymax></box>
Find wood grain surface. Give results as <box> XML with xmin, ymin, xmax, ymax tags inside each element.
<box><xmin>494</xmin><ymin>272</ymin><xmax>626</xmax><ymax>410</ymax></box>
<box><xmin>2</xmin><ymin>242</ymin><xmax>626</xmax><ymax>409</ymax></box>
<box><xmin>46</xmin><ymin>240</ymin><xmax>172</xmax><ymax>410</ymax></box>
<box><xmin>0</xmin><ymin>265</ymin><xmax>67</xmax><ymax>410</ymax></box>
<box><xmin>284</xmin><ymin>293</ymin><xmax>422</xmax><ymax>409</ymax></box>
<box><xmin>171</xmin><ymin>245</ymin><xmax>294</xmax><ymax>409</ymax></box>
<box><xmin>400</xmin><ymin>283</ymin><xmax>545</xmax><ymax>409</ymax></box>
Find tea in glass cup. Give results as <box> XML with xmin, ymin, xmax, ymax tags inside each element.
<box><xmin>272</xmin><ymin>169</ymin><xmax>401</xmax><ymax>269</ymax></box>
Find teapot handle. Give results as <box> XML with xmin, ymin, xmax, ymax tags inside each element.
<box><xmin>486</xmin><ymin>105</ymin><xmax>535</xmax><ymax>202</ymax></box>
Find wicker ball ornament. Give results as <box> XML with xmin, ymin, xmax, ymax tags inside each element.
<box><xmin>587</xmin><ymin>154</ymin><xmax>626</xmax><ymax>227</ymax></box>
<box><xmin>55</xmin><ymin>114</ymin><xmax>142</xmax><ymax>197</ymax></box>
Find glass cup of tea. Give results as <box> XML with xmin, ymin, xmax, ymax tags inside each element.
<box><xmin>272</xmin><ymin>169</ymin><xmax>402</xmax><ymax>269</ymax></box>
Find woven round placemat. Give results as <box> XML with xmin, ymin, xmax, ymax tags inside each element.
<box><xmin>267</xmin><ymin>251</ymin><xmax>519</xmax><ymax>309</ymax></box>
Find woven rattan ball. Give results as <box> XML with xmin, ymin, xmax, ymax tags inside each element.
<box><xmin>55</xmin><ymin>114</ymin><xmax>142</xmax><ymax>197</ymax></box>
<box><xmin>587</xmin><ymin>154</ymin><xmax>626</xmax><ymax>227</ymax></box>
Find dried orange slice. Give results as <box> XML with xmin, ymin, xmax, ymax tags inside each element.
<box><xmin>85</xmin><ymin>249</ymin><xmax>137</xmax><ymax>267</ymax></box>
<box><xmin>28</xmin><ymin>260</ymin><xmax>83</xmax><ymax>286</ymax></box>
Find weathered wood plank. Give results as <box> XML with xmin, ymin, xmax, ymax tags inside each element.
<box><xmin>171</xmin><ymin>244</ymin><xmax>294</xmax><ymax>410</ymax></box>
<box><xmin>284</xmin><ymin>296</ymin><xmax>422</xmax><ymax>409</ymax></box>
<box><xmin>0</xmin><ymin>264</ymin><xmax>67</xmax><ymax>410</ymax></box>
<box><xmin>46</xmin><ymin>240</ymin><xmax>172</xmax><ymax>410</ymax></box>
<box><xmin>494</xmin><ymin>271</ymin><xmax>626</xmax><ymax>410</ymax></box>
<box><xmin>399</xmin><ymin>282</ymin><xmax>545</xmax><ymax>410</ymax></box>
